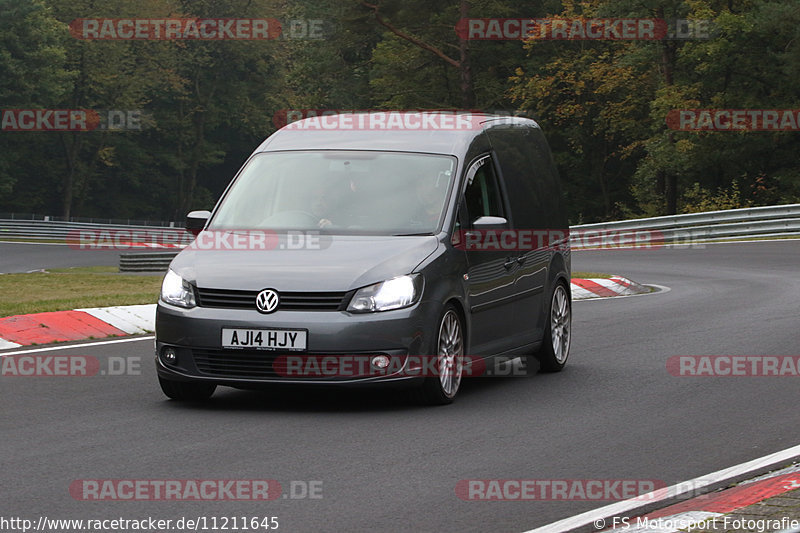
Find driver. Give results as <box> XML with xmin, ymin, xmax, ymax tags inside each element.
<box><xmin>311</xmin><ymin>189</ymin><xmax>333</xmax><ymax>228</ymax></box>
<box><xmin>315</xmin><ymin>176</ymin><xmax>368</xmax><ymax>228</ymax></box>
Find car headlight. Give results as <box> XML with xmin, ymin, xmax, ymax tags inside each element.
<box><xmin>160</xmin><ymin>269</ymin><xmax>196</xmax><ymax>308</ymax></box>
<box><xmin>347</xmin><ymin>274</ymin><xmax>423</xmax><ymax>313</ymax></box>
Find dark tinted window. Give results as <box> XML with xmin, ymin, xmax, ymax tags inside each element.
<box><xmin>486</xmin><ymin>124</ymin><xmax>567</xmax><ymax>230</ymax></box>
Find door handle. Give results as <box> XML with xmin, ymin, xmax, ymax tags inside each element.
<box><xmin>516</xmin><ymin>255</ymin><xmax>527</xmax><ymax>266</ymax></box>
<box><xmin>503</xmin><ymin>258</ymin><xmax>517</xmax><ymax>269</ymax></box>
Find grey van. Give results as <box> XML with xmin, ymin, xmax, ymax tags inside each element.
<box><xmin>155</xmin><ymin>112</ymin><xmax>571</xmax><ymax>404</ymax></box>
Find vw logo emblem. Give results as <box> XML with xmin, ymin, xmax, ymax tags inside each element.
<box><xmin>255</xmin><ymin>289</ymin><xmax>279</xmax><ymax>314</ymax></box>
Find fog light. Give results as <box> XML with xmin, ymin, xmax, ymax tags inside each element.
<box><xmin>162</xmin><ymin>347</ymin><xmax>177</xmax><ymax>365</ymax></box>
<box><xmin>371</xmin><ymin>355</ymin><xmax>390</xmax><ymax>369</ymax></box>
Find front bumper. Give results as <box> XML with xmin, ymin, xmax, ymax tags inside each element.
<box><xmin>155</xmin><ymin>299</ymin><xmax>440</xmax><ymax>387</ymax></box>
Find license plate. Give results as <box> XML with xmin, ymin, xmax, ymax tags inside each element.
<box><xmin>221</xmin><ymin>328</ymin><xmax>307</xmax><ymax>351</ymax></box>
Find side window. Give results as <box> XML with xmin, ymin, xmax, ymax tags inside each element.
<box><xmin>485</xmin><ymin>124</ymin><xmax>565</xmax><ymax>230</ymax></box>
<box><xmin>463</xmin><ymin>158</ymin><xmax>503</xmax><ymax>225</ymax></box>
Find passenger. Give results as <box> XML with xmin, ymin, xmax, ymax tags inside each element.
<box><xmin>410</xmin><ymin>176</ymin><xmax>444</xmax><ymax>227</ymax></box>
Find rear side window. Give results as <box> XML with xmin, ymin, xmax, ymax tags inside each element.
<box><xmin>463</xmin><ymin>158</ymin><xmax>503</xmax><ymax>224</ymax></box>
<box><xmin>485</xmin><ymin>124</ymin><xmax>567</xmax><ymax>230</ymax></box>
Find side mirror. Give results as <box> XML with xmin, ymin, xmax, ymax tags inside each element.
<box><xmin>470</xmin><ymin>215</ymin><xmax>508</xmax><ymax>231</ymax></box>
<box><xmin>186</xmin><ymin>210</ymin><xmax>211</xmax><ymax>236</ymax></box>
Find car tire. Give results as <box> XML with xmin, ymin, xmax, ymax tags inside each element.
<box><xmin>535</xmin><ymin>281</ymin><xmax>571</xmax><ymax>373</ymax></box>
<box><xmin>416</xmin><ymin>304</ymin><xmax>465</xmax><ymax>405</ymax></box>
<box><xmin>159</xmin><ymin>377</ymin><xmax>216</xmax><ymax>401</ymax></box>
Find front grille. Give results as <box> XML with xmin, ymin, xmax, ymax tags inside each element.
<box><xmin>195</xmin><ymin>288</ymin><xmax>349</xmax><ymax>311</ymax></box>
<box><xmin>192</xmin><ymin>349</ymin><xmax>390</xmax><ymax>380</ymax></box>
<box><xmin>194</xmin><ymin>348</ymin><xmax>280</xmax><ymax>378</ymax></box>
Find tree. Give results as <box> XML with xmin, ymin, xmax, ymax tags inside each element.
<box><xmin>361</xmin><ymin>0</ymin><xmax>476</xmax><ymax>108</ymax></box>
<box><xmin>0</xmin><ymin>0</ymin><xmax>71</xmax><ymax>201</ymax></box>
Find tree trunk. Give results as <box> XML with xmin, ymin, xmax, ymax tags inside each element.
<box><xmin>182</xmin><ymin>111</ymin><xmax>206</xmax><ymax>215</ymax></box>
<box><xmin>61</xmin><ymin>133</ymin><xmax>80</xmax><ymax>219</ymax></box>
<box><xmin>665</xmin><ymin>158</ymin><xmax>677</xmax><ymax>215</ymax></box>
<box><xmin>659</xmin><ymin>22</ymin><xmax>678</xmax><ymax>215</ymax></box>
<box><xmin>590</xmin><ymin>144</ymin><xmax>610</xmax><ymax>218</ymax></box>
<box><xmin>459</xmin><ymin>0</ymin><xmax>475</xmax><ymax>108</ymax></box>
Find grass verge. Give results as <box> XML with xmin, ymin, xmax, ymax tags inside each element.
<box><xmin>0</xmin><ymin>266</ymin><xmax>161</xmax><ymax>317</ymax></box>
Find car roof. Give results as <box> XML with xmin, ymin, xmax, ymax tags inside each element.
<box><xmin>255</xmin><ymin>112</ymin><xmax>539</xmax><ymax>156</ymax></box>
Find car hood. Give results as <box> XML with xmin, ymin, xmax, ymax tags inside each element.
<box><xmin>170</xmin><ymin>233</ymin><xmax>440</xmax><ymax>292</ymax></box>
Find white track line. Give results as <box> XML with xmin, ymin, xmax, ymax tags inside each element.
<box><xmin>0</xmin><ymin>335</ymin><xmax>154</xmax><ymax>356</ymax></box>
<box><xmin>521</xmin><ymin>442</ymin><xmax>800</xmax><ymax>533</ymax></box>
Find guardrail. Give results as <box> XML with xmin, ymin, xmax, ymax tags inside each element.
<box><xmin>570</xmin><ymin>203</ymin><xmax>800</xmax><ymax>248</ymax></box>
<box><xmin>0</xmin><ymin>218</ymin><xmax>187</xmax><ymax>273</ymax></box>
<box><xmin>0</xmin><ymin>212</ymin><xmax>176</xmax><ymax>226</ymax></box>
<box><xmin>2</xmin><ymin>203</ymin><xmax>799</xmax><ymax>271</ymax></box>
<box><xmin>119</xmin><ymin>252</ymin><xmax>180</xmax><ymax>273</ymax></box>
<box><xmin>0</xmin><ymin>219</ymin><xmax>186</xmax><ymax>242</ymax></box>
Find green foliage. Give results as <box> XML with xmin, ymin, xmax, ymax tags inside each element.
<box><xmin>0</xmin><ymin>0</ymin><xmax>72</xmax><ymax>105</ymax></box>
<box><xmin>680</xmin><ymin>180</ymin><xmax>749</xmax><ymax>213</ymax></box>
<box><xmin>1</xmin><ymin>0</ymin><xmax>798</xmax><ymax>222</ymax></box>
<box><xmin>0</xmin><ymin>0</ymin><xmax>72</xmax><ymax>200</ymax></box>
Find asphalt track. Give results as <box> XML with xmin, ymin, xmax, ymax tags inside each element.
<box><xmin>0</xmin><ymin>242</ymin><xmax>124</xmax><ymax>273</ymax></box>
<box><xmin>1</xmin><ymin>241</ymin><xmax>799</xmax><ymax>532</ymax></box>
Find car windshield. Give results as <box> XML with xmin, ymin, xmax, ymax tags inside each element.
<box><xmin>209</xmin><ymin>151</ymin><xmax>457</xmax><ymax>235</ymax></box>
